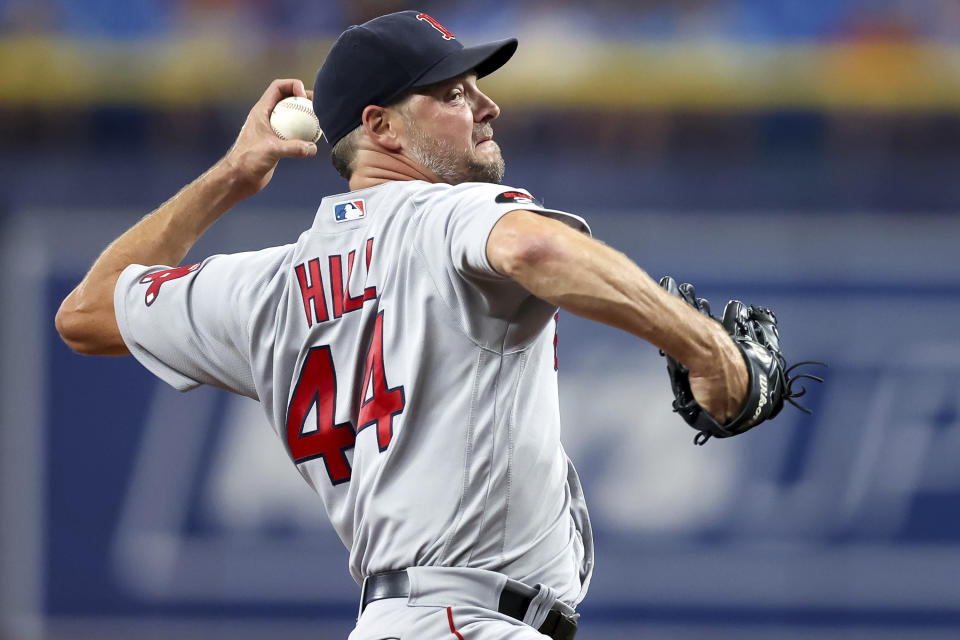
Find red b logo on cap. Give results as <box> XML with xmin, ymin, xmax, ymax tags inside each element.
<box><xmin>416</xmin><ymin>13</ymin><xmax>455</xmax><ymax>40</ymax></box>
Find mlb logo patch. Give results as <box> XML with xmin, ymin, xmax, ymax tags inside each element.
<box><xmin>334</xmin><ymin>199</ymin><xmax>366</xmax><ymax>223</ymax></box>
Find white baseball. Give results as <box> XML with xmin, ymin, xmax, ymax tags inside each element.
<box><xmin>270</xmin><ymin>96</ymin><xmax>322</xmax><ymax>143</ymax></box>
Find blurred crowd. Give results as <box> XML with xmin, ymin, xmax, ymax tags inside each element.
<box><xmin>1</xmin><ymin>0</ymin><xmax>959</xmax><ymax>41</ymax></box>
<box><xmin>2</xmin><ymin>1</ymin><xmax>959</xmax><ymax>214</ymax></box>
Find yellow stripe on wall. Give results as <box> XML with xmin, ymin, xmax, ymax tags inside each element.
<box><xmin>3</xmin><ymin>36</ymin><xmax>960</xmax><ymax>110</ymax></box>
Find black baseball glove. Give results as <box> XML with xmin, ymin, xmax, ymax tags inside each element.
<box><xmin>658</xmin><ymin>276</ymin><xmax>824</xmax><ymax>445</ymax></box>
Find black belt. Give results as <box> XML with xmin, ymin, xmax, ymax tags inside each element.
<box><xmin>361</xmin><ymin>570</ymin><xmax>577</xmax><ymax>640</ymax></box>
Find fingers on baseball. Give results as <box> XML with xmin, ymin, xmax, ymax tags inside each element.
<box><xmin>261</xmin><ymin>78</ymin><xmax>308</xmax><ymax>109</ymax></box>
<box><xmin>277</xmin><ymin>139</ymin><xmax>317</xmax><ymax>158</ymax></box>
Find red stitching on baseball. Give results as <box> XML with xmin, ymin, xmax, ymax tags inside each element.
<box><xmin>280</xmin><ymin>99</ymin><xmax>319</xmax><ymax>123</ymax></box>
<box><xmin>272</xmin><ymin>97</ymin><xmax>321</xmax><ymax>141</ymax></box>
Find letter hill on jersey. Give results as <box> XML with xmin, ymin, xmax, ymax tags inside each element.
<box><xmin>294</xmin><ymin>238</ymin><xmax>377</xmax><ymax>328</ymax></box>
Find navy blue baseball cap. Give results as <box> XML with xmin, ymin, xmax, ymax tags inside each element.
<box><xmin>314</xmin><ymin>11</ymin><xmax>518</xmax><ymax>147</ymax></box>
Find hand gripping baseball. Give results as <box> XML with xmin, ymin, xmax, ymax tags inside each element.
<box><xmin>222</xmin><ymin>79</ymin><xmax>319</xmax><ymax>199</ymax></box>
<box><xmin>658</xmin><ymin>276</ymin><xmax>825</xmax><ymax>445</ymax></box>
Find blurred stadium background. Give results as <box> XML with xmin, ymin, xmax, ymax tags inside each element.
<box><xmin>2</xmin><ymin>1</ymin><xmax>960</xmax><ymax>639</ymax></box>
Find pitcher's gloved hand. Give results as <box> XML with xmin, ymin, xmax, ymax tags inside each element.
<box><xmin>658</xmin><ymin>276</ymin><xmax>825</xmax><ymax>445</ymax></box>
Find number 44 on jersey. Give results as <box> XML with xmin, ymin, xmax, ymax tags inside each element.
<box><xmin>285</xmin><ymin>311</ymin><xmax>405</xmax><ymax>485</ymax></box>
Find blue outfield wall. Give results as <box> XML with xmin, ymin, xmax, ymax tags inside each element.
<box><xmin>2</xmin><ymin>205</ymin><xmax>959</xmax><ymax>640</ymax></box>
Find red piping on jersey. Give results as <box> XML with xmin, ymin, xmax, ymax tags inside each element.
<box><xmin>447</xmin><ymin>607</ymin><xmax>465</xmax><ymax>640</ymax></box>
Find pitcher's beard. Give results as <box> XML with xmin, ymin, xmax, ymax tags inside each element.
<box><xmin>464</xmin><ymin>148</ymin><xmax>506</xmax><ymax>184</ymax></box>
<box><xmin>405</xmin><ymin>121</ymin><xmax>505</xmax><ymax>185</ymax></box>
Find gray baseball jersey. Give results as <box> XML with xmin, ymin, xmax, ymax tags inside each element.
<box><xmin>114</xmin><ymin>180</ymin><xmax>595</xmax><ymax>606</ymax></box>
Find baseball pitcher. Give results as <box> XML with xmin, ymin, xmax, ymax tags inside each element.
<box><xmin>57</xmin><ymin>11</ymin><xmax>818</xmax><ymax>640</ymax></box>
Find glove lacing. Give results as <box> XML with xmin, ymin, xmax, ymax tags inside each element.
<box><xmin>693</xmin><ymin>360</ymin><xmax>827</xmax><ymax>446</ymax></box>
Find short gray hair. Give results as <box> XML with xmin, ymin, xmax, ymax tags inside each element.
<box><xmin>331</xmin><ymin>96</ymin><xmax>415</xmax><ymax>181</ymax></box>
<box><xmin>330</xmin><ymin>125</ymin><xmax>363</xmax><ymax>181</ymax></box>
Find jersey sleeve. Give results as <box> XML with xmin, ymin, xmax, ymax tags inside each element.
<box><xmin>414</xmin><ymin>183</ymin><xmax>592</xmax><ymax>346</ymax></box>
<box><xmin>443</xmin><ymin>183</ymin><xmax>591</xmax><ymax>281</ymax></box>
<box><xmin>113</xmin><ymin>245</ymin><xmax>291</xmax><ymax>397</ymax></box>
